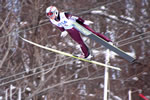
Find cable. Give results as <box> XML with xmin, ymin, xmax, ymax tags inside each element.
<box><xmin>27</xmin><ymin>75</ymin><xmax>105</xmax><ymax>99</ymax></box>
<box><xmin>1</xmin><ymin>32</ymin><xmax>149</xmax><ymax>86</ymax></box>
<box><xmin>0</xmin><ymin>57</ymin><xmax>71</xmax><ymax>87</ymax></box>
<box><xmin>117</xmin><ymin>31</ymin><xmax>150</xmax><ymax>43</ymax></box>
<box><xmin>0</xmin><ymin>56</ymin><xmax>73</xmax><ymax>86</ymax></box>
<box><xmin>17</xmin><ymin>21</ymin><xmax>50</xmax><ymax>34</ymax></box>
<box><xmin>118</xmin><ymin>35</ymin><xmax>150</xmax><ymax>47</ymax></box>
<box><xmin>1</xmin><ymin>30</ymin><xmax>149</xmax><ymax>87</ymax></box>
<box><xmin>1</xmin><ymin>1</ymin><xmax>149</xmax><ymax>90</ymax></box>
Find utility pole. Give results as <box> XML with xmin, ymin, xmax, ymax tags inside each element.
<box><xmin>18</xmin><ymin>88</ymin><xmax>21</xmax><ymax>100</ymax></box>
<box><xmin>5</xmin><ymin>89</ymin><xmax>8</xmax><ymax>100</ymax></box>
<box><xmin>128</xmin><ymin>90</ymin><xmax>132</xmax><ymax>100</ymax></box>
<box><xmin>103</xmin><ymin>49</ymin><xmax>110</xmax><ymax>100</ymax></box>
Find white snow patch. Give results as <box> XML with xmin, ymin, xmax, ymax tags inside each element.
<box><xmin>91</xmin><ymin>10</ymin><xmax>104</xmax><ymax>14</ymax></box>
<box><xmin>75</xmin><ymin>73</ymin><xmax>78</xmax><ymax>79</ymax></box>
<box><xmin>91</xmin><ymin>10</ymin><xmax>119</xmax><ymax>21</ymax></box>
<box><xmin>67</xmin><ymin>42</ymin><xmax>74</xmax><ymax>47</ymax></box>
<box><xmin>110</xmin><ymin>92</ymin><xmax>122</xmax><ymax>100</ymax></box>
<box><xmin>142</xmin><ymin>72</ymin><xmax>148</xmax><ymax>75</ymax></box>
<box><xmin>146</xmin><ymin>96</ymin><xmax>150</xmax><ymax>99</ymax></box>
<box><xmin>126</xmin><ymin>52</ymin><xmax>136</xmax><ymax>58</ymax></box>
<box><xmin>141</xmin><ymin>8</ymin><xmax>148</xmax><ymax>16</ymax></box>
<box><xmin>76</xmin><ymin>44</ymin><xmax>81</xmax><ymax>49</ymax></box>
<box><xmin>26</xmin><ymin>87</ymin><xmax>31</xmax><ymax>92</ymax></box>
<box><xmin>89</xmin><ymin>93</ymin><xmax>95</xmax><ymax>97</ymax></box>
<box><xmin>101</xmin><ymin>6</ymin><xmax>106</xmax><ymax>10</ymax></box>
<box><xmin>100</xmin><ymin>83</ymin><xmax>104</xmax><ymax>88</ymax></box>
<box><xmin>120</xmin><ymin>15</ymin><xmax>135</xmax><ymax>21</ymax></box>
<box><xmin>103</xmin><ymin>50</ymin><xmax>118</xmax><ymax>59</ymax></box>
<box><xmin>10</xmin><ymin>84</ymin><xmax>16</xmax><ymax>90</ymax></box>
<box><xmin>58</xmin><ymin>42</ymin><xmax>66</xmax><ymax>46</ymax></box>
<box><xmin>92</xmin><ymin>49</ymin><xmax>101</xmax><ymax>55</ymax></box>
<box><xmin>113</xmin><ymin>96</ymin><xmax>122</xmax><ymax>100</ymax></box>
<box><xmin>20</xmin><ymin>21</ymin><xmax>28</xmax><ymax>26</ymax></box>
<box><xmin>112</xmin><ymin>74</ymin><xmax>117</xmax><ymax>79</ymax></box>
<box><xmin>52</xmin><ymin>28</ymin><xmax>56</xmax><ymax>32</ymax></box>
<box><xmin>132</xmin><ymin>77</ymin><xmax>139</xmax><ymax>81</ymax></box>
<box><xmin>109</xmin><ymin>15</ymin><xmax>118</xmax><ymax>20</ymax></box>
<box><xmin>0</xmin><ymin>96</ymin><xmax>3</xmax><ymax>100</ymax></box>
<box><xmin>78</xmin><ymin>84</ymin><xmax>87</xmax><ymax>96</ymax></box>
<box><xmin>76</xmin><ymin>60</ymin><xmax>82</xmax><ymax>64</ymax></box>
<box><xmin>33</xmin><ymin>81</ymin><xmax>38</xmax><ymax>87</ymax></box>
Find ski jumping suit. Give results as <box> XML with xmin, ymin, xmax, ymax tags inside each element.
<box><xmin>50</xmin><ymin>12</ymin><xmax>111</xmax><ymax>58</ymax></box>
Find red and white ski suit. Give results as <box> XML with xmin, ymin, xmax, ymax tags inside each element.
<box><xmin>49</xmin><ymin>12</ymin><xmax>111</xmax><ymax>58</ymax></box>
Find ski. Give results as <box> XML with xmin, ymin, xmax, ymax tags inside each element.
<box><xmin>72</xmin><ymin>22</ymin><xmax>136</xmax><ymax>63</ymax></box>
<box><xmin>20</xmin><ymin>36</ymin><xmax>121</xmax><ymax>71</ymax></box>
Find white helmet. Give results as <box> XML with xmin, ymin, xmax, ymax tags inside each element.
<box><xmin>46</xmin><ymin>6</ymin><xmax>58</xmax><ymax>19</ymax></box>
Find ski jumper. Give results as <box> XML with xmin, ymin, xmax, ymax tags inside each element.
<box><xmin>49</xmin><ymin>12</ymin><xmax>111</xmax><ymax>58</ymax></box>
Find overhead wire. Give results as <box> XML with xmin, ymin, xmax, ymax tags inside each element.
<box><xmin>117</xmin><ymin>31</ymin><xmax>150</xmax><ymax>44</ymax></box>
<box><xmin>0</xmin><ymin>56</ymin><xmax>72</xmax><ymax>86</ymax></box>
<box><xmin>118</xmin><ymin>35</ymin><xmax>150</xmax><ymax>47</ymax></box>
<box><xmin>1</xmin><ymin>0</ymin><xmax>150</xmax><ymax>95</ymax></box>
<box><xmin>0</xmin><ymin>47</ymin><xmax>105</xmax><ymax>87</ymax></box>
<box><xmin>1</xmin><ymin>22</ymin><xmax>150</xmax><ymax>87</ymax></box>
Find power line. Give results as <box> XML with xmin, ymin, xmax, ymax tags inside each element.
<box><xmin>26</xmin><ymin>75</ymin><xmax>105</xmax><ymax>99</ymax></box>
<box><xmin>118</xmin><ymin>35</ymin><xmax>150</xmax><ymax>47</ymax></box>
<box><xmin>0</xmin><ymin>2</ymin><xmax>150</xmax><ymax>89</ymax></box>
<box><xmin>1</xmin><ymin>31</ymin><xmax>149</xmax><ymax>86</ymax></box>
<box><xmin>0</xmin><ymin>56</ymin><xmax>72</xmax><ymax>86</ymax></box>
<box><xmin>117</xmin><ymin>31</ymin><xmax>150</xmax><ymax>43</ymax></box>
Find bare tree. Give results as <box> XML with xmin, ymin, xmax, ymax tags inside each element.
<box><xmin>0</xmin><ymin>0</ymin><xmax>150</xmax><ymax>100</ymax></box>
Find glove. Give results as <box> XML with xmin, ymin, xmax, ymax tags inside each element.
<box><xmin>84</xmin><ymin>20</ymin><xmax>94</xmax><ymax>25</ymax></box>
<box><xmin>60</xmin><ymin>31</ymin><xmax>68</xmax><ymax>37</ymax></box>
<box><xmin>70</xmin><ymin>16</ymin><xmax>78</xmax><ymax>21</ymax></box>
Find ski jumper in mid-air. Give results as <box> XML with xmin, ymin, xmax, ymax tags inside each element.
<box><xmin>46</xmin><ymin>6</ymin><xmax>111</xmax><ymax>59</ymax></box>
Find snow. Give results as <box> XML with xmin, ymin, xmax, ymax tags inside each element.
<box><xmin>78</xmin><ymin>84</ymin><xmax>87</xmax><ymax>96</ymax></box>
<box><xmin>33</xmin><ymin>81</ymin><xmax>37</xmax><ymax>87</ymax></box>
<box><xmin>89</xmin><ymin>93</ymin><xmax>95</xmax><ymax>97</ymax></box>
<box><xmin>113</xmin><ymin>96</ymin><xmax>122</xmax><ymax>100</ymax></box>
<box><xmin>91</xmin><ymin>10</ymin><xmax>103</xmax><ymax>14</ymax></box>
<box><xmin>100</xmin><ymin>83</ymin><xmax>104</xmax><ymax>88</ymax></box>
<box><xmin>100</xmin><ymin>6</ymin><xmax>106</xmax><ymax>10</ymax></box>
<box><xmin>10</xmin><ymin>84</ymin><xmax>16</xmax><ymax>90</ymax></box>
<box><xmin>26</xmin><ymin>87</ymin><xmax>31</xmax><ymax>92</ymax></box>
<box><xmin>141</xmin><ymin>8</ymin><xmax>148</xmax><ymax>16</ymax></box>
<box><xmin>110</xmin><ymin>91</ymin><xmax>122</xmax><ymax>100</ymax></box>
<box><xmin>92</xmin><ymin>49</ymin><xmax>101</xmax><ymax>55</ymax></box>
<box><xmin>132</xmin><ymin>77</ymin><xmax>139</xmax><ymax>81</ymax></box>
<box><xmin>142</xmin><ymin>72</ymin><xmax>148</xmax><ymax>75</ymax></box>
<box><xmin>75</xmin><ymin>73</ymin><xmax>78</xmax><ymax>79</ymax></box>
<box><xmin>58</xmin><ymin>42</ymin><xmax>63</xmax><ymax>46</ymax></box>
<box><xmin>146</xmin><ymin>96</ymin><xmax>150</xmax><ymax>99</ymax></box>
<box><xmin>0</xmin><ymin>97</ymin><xmax>3</xmax><ymax>100</ymax></box>
<box><xmin>52</xmin><ymin>28</ymin><xmax>56</xmax><ymax>32</ymax></box>
<box><xmin>120</xmin><ymin>15</ymin><xmax>135</xmax><ymax>21</ymax></box>
<box><xmin>20</xmin><ymin>21</ymin><xmax>28</xmax><ymax>26</ymax></box>
<box><xmin>108</xmin><ymin>15</ymin><xmax>118</xmax><ymax>20</ymax></box>
<box><xmin>126</xmin><ymin>52</ymin><xmax>136</xmax><ymax>58</ymax></box>
<box><xmin>103</xmin><ymin>50</ymin><xmax>118</xmax><ymax>59</ymax></box>
<box><xmin>93</xmin><ymin>48</ymin><xmax>118</xmax><ymax>59</ymax></box>
<box><xmin>67</xmin><ymin>41</ymin><xmax>74</xmax><ymax>47</ymax></box>
<box><xmin>91</xmin><ymin>10</ymin><xmax>119</xmax><ymax>20</ymax></box>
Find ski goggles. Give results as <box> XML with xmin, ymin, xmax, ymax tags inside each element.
<box><xmin>46</xmin><ymin>12</ymin><xmax>54</xmax><ymax>17</ymax></box>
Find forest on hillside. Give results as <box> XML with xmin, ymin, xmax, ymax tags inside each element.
<box><xmin>0</xmin><ymin>0</ymin><xmax>150</xmax><ymax>100</ymax></box>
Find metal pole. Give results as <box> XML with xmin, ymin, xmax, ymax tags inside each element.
<box><xmin>103</xmin><ymin>49</ymin><xmax>110</xmax><ymax>100</ymax></box>
<box><xmin>128</xmin><ymin>90</ymin><xmax>132</xmax><ymax>100</ymax></box>
<box><xmin>5</xmin><ymin>89</ymin><xmax>8</xmax><ymax>100</ymax></box>
<box><xmin>18</xmin><ymin>88</ymin><xmax>21</xmax><ymax>100</ymax></box>
<box><xmin>10</xmin><ymin>85</ymin><xmax>12</xmax><ymax>100</ymax></box>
